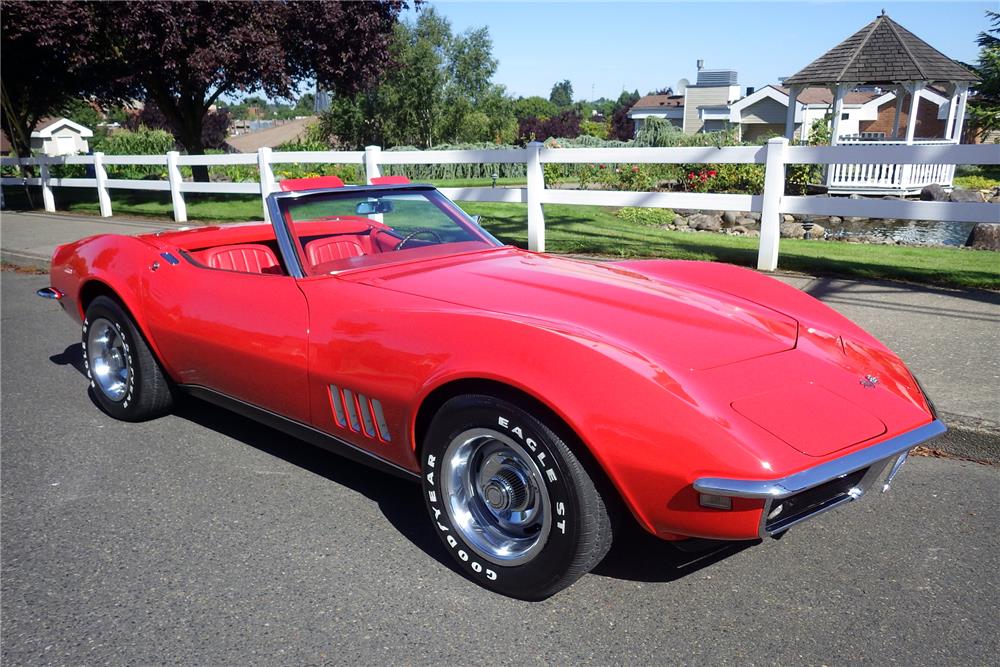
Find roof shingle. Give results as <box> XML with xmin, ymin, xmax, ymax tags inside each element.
<box><xmin>784</xmin><ymin>12</ymin><xmax>978</xmax><ymax>85</ymax></box>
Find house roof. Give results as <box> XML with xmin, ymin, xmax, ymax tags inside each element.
<box><xmin>784</xmin><ymin>12</ymin><xmax>979</xmax><ymax>85</ymax></box>
<box><xmin>630</xmin><ymin>94</ymin><xmax>684</xmax><ymax>110</ymax></box>
<box><xmin>776</xmin><ymin>86</ymin><xmax>880</xmax><ymax>106</ymax></box>
<box><xmin>30</xmin><ymin>117</ymin><xmax>93</xmax><ymax>138</ymax></box>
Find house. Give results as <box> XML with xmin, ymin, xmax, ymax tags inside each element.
<box><xmin>728</xmin><ymin>85</ymin><xmax>952</xmax><ymax>142</ymax></box>
<box><xmin>628</xmin><ymin>76</ymin><xmax>957</xmax><ymax>144</ymax></box>
<box><xmin>628</xmin><ymin>64</ymin><xmax>741</xmax><ymax>135</ymax></box>
<box><xmin>628</xmin><ymin>94</ymin><xmax>684</xmax><ymax>133</ymax></box>
<box><xmin>30</xmin><ymin>117</ymin><xmax>93</xmax><ymax>156</ymax></box>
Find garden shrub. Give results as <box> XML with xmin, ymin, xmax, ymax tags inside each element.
<box><xmin>98</xmin><ymin>127</ymin><xmax>176</xmax><ymax>180</ymax></box>
<box><xmin>954</xmin><ymin>174</ymin><xmax>999</xmax><ymax>190</ymax></box>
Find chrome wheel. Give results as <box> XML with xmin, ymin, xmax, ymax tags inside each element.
<box><xmin>86</xmin><ymin>317</ymin><xmax>129</xmax><ymax>402</ymax></box>
<box><xmin>441</xmin><ymin>428</ymin><xmax>551</xmax><ymax>566</ymax></box>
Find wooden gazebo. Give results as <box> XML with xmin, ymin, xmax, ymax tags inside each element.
<box><xmin>783</xmin><ymin>11</ymin><xmax>980</xmax><ymax>194</ymax></box>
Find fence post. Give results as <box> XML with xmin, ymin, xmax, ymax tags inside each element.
<box><xmin>364</xmin><ymin>145</ymin><xmax>382</xmax><ymax>184</ymax></box>
<box><xmin>757</xmin><ymin>137</ymin><xmax>788</xmax><ymax>271</ymax></box>
<box><xmin>525</xmin><ymin>141</ymin><xmax>545</xmax><ymax>252</ymax></box>
<box><xmin>39</xmin><ymin>160</ymin><xmax>56</xmax><ymax>212</ymax></box>
<box><xmin>257</xmin><ymin>146</ymin><xmax>276</xmax><ymax>222</ymax></box>
<box><xmin>93</xmin><ymin>152</ymin><xmax>112</xmax><ymax>217</ymax></box>
<box><xmin>166</xmin><ymin>151</ymin><xmax>187</xmax><ymax>223</ymax></box>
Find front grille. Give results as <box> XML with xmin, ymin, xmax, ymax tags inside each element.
<box><xmin>765</xmin><ymin>467</ymin><xmax>869</xmax><ymax>534</ymax></box>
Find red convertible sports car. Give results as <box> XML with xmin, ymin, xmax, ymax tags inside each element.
<box><xmin>39</xmin><ymin>177</ymin><xmax>945</xmax><ymax>599</ymax></box>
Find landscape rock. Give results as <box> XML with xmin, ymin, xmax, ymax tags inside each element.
<box><xmin>736</xmin><ymin>217</ymin><xmax>758</xmax><ymax>229</ymax></box>
<box><xmin>966</xmin><ymin>223</ymin><xmax>1000</xmax><ymax>250</ymax></box>
<box><xmin>673</xmin><ymin>216</ymin><xmax>688</xmax><ymax>228</ymax></box>
<box><xmin>780</xmin><ymin>222</ymin><xmax>826</xmax><ymax>239</ymax></box>
<box><xmin>950</xmin><ymin>189</ymin><xmax>985</xmax><ymax>203</ymax></box>
<box><xmin>920</xmin><ymin>183</ymin><xmax>948</xmax><ymax>201</ymax></box>
<box><xmin>827</xmin><ymin>216</ymin><xmax>843</xmax><ymax>225</ymax></box>
<box><xmin>688</xmin><ymin>213</ymin><xmax>723</xmax><ymax>232</ymax></box>
<box><xmin>782</xmin><ymin>214</ymin><xmax>796</xmax><ymax>223</ymax></box>
<box><xmin>722</xmin><ymin>211</ymin><xmax>740</xmax><ymax>227</ymax></box>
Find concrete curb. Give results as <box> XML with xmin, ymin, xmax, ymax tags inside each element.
<box><xmin>929</xmin><ymin>412</ymin><xmax>1000</xmax><ymax>466</ymax></box>
<box><xmin>1</xmin><ymin>250</ymin><xmax>51</xmax><ymax>271</ymax></box>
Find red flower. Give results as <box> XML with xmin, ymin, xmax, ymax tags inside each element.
<box><xmin>700</xmin><ymin>174</ymin><xmax>708</xmax><ymax>182</ymax></box>
<box><xmin>631</xmin><ymin>165</ymin><xmax>639</xmax><ymax>173</ymax></box>
<box><xmin>688</xmin><ymin>172</ymin><xmax>696</xmax><ymax>179</ymax></box>
<box><xmin>708</xmin><ymin>169</ymin><xmax>718</xmax><ymax>177</ymax></box>
<box><xmin>599</xmin><ymin>164</ymin><xmax>605</xmax><ymax>169</ymax></box>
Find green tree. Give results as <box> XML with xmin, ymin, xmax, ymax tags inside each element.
<box><xmin>549</xmin><ymin>79</ymin><xmax>574</xmax><ymax>108</ymax></box>
<box><xmin>514</xmin><ymin>96</ymin><xmax>557</xmax><ymax>120</ymax></box>
<box><xmin>295</xmin><ymin>93</ymin><xmax>316</xmax><ymax>115</ymax></box>
<box><xmin>969</xmin><ymin>10</ymin><xmax>1000</xmax><ymax>138</ymax></box>
<box><xmin>59</xmin><ymin>99</ymin><xmax>104</xmax><ymax>135</ymax></box>
<box><xmin>319</xmin><ymin>7</ymin><xmax>510</xmax><ymax>149</ymax></box>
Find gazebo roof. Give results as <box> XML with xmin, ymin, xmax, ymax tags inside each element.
<box><xmin>784</xmin><ymin>12</ymin><xmax>979</xmax><ymax>86</ymax></box>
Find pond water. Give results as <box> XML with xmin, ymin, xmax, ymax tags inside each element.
<box><xmin>824</xmin><ymin>219</ymin><xmax>984</xmax><ymax>246</ymax></box>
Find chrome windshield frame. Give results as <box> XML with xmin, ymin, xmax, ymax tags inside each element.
<box><xmin>265</xmin><ymin>183</ymin><xmax>498</xmax><ymax>280</ymax></box>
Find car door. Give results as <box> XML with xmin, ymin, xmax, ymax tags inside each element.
<box><xmin>142</xmin><ymin>256</ymin><xmax>311</xmax><ymax>423</ymax></box>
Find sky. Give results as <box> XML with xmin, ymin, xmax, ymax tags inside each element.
<box><xmin>406</xmin><ymin>0</ymin><xmax>993</xmax><ymax>100</ymax></box>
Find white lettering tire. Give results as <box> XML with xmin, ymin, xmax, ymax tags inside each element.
<box><xmin>421</xmin><ymin>394</ymin><xmax>612</xmax><ymax>600</ymax></box>
<box><xmin>83</xmin><ymin>296</ymin><xmax>173</xmax><ymax>422</ymax></box>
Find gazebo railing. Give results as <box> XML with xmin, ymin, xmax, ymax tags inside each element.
<box><xmin>827</xmin><ymin>138</ymin><xmax>959</xmax><ymax>194</ymax></box>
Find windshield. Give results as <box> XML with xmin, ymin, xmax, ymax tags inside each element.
<box><xmin>278</xmin><ymin>187</ymin><xmax>501</xmax><ymax>275</ymax></box>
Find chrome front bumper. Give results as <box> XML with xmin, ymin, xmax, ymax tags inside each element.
<box><xmin>694</xmin><ymin>419</ymin><xmax>947</xmax><ymax>537</ymax></box>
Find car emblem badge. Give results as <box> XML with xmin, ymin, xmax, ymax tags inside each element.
<box><xmin>860</xmin><ymin>374</ymin><xmax>879</xmax><ymax>388</ymax></box>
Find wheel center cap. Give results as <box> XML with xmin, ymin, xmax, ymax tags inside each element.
<box><xmin>484</xmin><ymin>482</ymin><xmax>509</xmax><ymax>509</ymax></box>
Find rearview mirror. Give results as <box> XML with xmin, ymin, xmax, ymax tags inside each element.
<box><xmin>356</xmin><ymin>199</ymin><xmax>395</xmax><ymax>215</ymax></box>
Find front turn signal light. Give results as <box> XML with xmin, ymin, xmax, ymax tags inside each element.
<box><xmin>699</xmin><ymin>493</ymin><xmax>732</xmax><ymax>510</ymax></box>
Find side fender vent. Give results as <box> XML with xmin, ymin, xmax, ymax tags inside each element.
<box><xmin>329</xmin><ymin>385</ymin><xmax>391</xmax><ymax>443</ymax></box>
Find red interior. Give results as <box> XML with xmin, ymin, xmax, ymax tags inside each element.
<box><xmin>370</xmin><ymin>175</ymin><xmax>411</xmax><ymax>185</ymax></box>
<box><xmin>173</xmin><ymin>218</ymin><xmax>402</xmax><ymax>276</ymax></box>
<box><xmin>189</xmin><ymin>244</ymin><xmax>283</xmax><ymax>275</ymax></box>
<box><xmin>279</xmin><ymin>175</ymin><xmax>345</xmax><ymax>191</ymax></box>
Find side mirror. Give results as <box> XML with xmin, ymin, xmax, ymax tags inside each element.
<box><xmin>471</xmin><ymin>214</ymin><xmax>482</xmax><ymax>225</ymax></box>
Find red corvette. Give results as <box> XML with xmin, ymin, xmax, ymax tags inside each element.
<box><xmin>39</xmin><ymin>179</ymin><xmax>945</xmax><ymax>599</ymax></box>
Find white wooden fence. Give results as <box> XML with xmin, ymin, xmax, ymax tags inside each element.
<box><xmin>2</xmin><ymin>139</ymin><xmax>997</xmax><ymax>271</ymax></box>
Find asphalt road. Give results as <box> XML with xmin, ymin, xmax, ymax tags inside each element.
<box><xmin>3</xmin><ymin>271</ymin><xmax>999</xmax><ymax>666</ymax></box>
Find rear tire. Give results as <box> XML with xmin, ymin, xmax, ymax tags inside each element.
<box><xmin>83</xmin><ymin>295</ymin><xmax>173</xmax><ymax>422</ymax></box>
<box><xmin>421</xmin><ymin>394</ymin><xmax>612</xmax><ymax>600</ymax></box>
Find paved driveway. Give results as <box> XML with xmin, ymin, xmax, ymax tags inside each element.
<box><xmin>2</xmin><ymin>271</ymin><xmax>998</xmax><ymax>665</ymax></box>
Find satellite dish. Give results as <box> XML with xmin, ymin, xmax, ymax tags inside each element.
<box><xmin>676</xmin><ymin>78</ymin><xmax>689</xmax><ymax>94</ymax></box>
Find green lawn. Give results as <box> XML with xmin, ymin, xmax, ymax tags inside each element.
<box><xmin>3</xmin><ymin>185</ymin><xmax>998</xmax><ymax>290</ymax></box>
<box><xmin>464</xmin><ymin>202</ymin><xmax>1000</xmax><ymax>291</ymax></box>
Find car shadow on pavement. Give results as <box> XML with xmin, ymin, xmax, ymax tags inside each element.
<box><xmin>50</xmin><ymin>343</ymin><xmax>87</xmax><ymax>376</ymax></box>
<box><xmin>593</xmin><ymin>523</ymin><xmax>758</xmax><ymax>583</ymax></box>
<box><xmin>172</xmin><ymin>395</ymin><xmax>468</xmax><ymax>580</ymax></box>
<box><xmin>49</xmin><ymin>342</ymin><xmax>754</xmax><ymax>586</ymax></box>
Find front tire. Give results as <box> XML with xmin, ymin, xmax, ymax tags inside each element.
<box><xmin>421</xmin><ymin>394</ymin><xmax>612</xmax><ymax>599</ymax></box>
<box><xmin>83</xmin><ymin>295</ymin><xmax>173</xmax><ymax>422</ymax></box>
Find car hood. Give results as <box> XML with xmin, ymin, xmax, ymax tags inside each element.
<box><xmin>354</xmin><ymin>249</ymin><xmax>798</xmax><ymax>370</ymax></box>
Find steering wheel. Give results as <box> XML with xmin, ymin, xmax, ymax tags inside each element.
<box><xmin>395</xmin><ymin>228</ymin><xmax>444</xmax><ymax>250</ymax></box>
